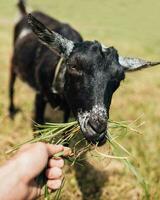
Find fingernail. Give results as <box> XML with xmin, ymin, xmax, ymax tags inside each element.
<box><xmin>63</xmin><ymin>147</ymin><xmax>72</xmax><ymax>156</ymax></box>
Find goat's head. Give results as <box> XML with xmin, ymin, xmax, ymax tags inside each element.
<box><xmin>28</xmin><ymin>14</ymin><xmax>160</xmax><ymax>145</ymax></box>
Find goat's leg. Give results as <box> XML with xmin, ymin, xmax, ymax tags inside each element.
<box><xmin>63</xmin><ymin>107</ymin><xmax>70</xmax><ymax>123</ymax></box>
<box><xmin>8</xmin><ymin>65</ymin><xmax>20</xmax><ymax>119</ymax></box>
<box><xmin>33</xmin><ymin>93</ymin><xmax>47</xmax><ymax>128</ymax></box>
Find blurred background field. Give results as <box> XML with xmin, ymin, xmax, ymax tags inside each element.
<box><xmin>0</xmin><ymin>0</ymin><xmax>160</xmax><ymax>199</ymax></box>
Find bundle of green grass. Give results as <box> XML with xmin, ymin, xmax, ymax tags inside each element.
<box><xmin>8</xmin><ymin>119</ymin><xmax>149</xmax><ymax>200</ymax></box>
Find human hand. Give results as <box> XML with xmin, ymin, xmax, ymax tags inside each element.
<box><xmin>0</xmin><ymin>142</ymin><xmax>71</xmax><ymax>200</ymax></box>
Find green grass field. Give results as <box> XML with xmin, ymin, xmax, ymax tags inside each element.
<box><xmin>0</xmin><ymin>0</ymin><xmax>160</xmax><ymax>199</ymax></box>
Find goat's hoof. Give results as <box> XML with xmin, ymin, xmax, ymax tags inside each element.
<box><xmin>9</xmin><ymin>107</ymin><xmax>21</xmax><ymax>119</ymax></box>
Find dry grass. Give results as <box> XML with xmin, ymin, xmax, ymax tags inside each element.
<box><xmin>0</xmin><ymin>0</ymin><xmax>160</xmax><ymax>199</ymax></box>
<box><xmin>6</xmin><ymin>119</ymin><xmax>147</xmax><ymax>200</ymax></box>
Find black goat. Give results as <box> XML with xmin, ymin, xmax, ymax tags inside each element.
<box><xmin>9</xmin><ymin>0</ymin><xmax>160</xmax><ymax>145</ymax></box>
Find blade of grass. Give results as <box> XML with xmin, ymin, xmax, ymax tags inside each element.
<box><xmin>54</xmin><ymin>178</ymin><xmax>65</xmax><ymax>200</ymax></box>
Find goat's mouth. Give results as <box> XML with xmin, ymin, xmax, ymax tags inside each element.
<box><xmin>78</xmin><ymin>116</ymin><xmax>107</xmax><ymax>146</ymax></box>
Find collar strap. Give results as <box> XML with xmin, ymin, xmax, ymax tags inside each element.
<box><xmin>52</xmin><ymin>57</ymin><xmax>64</xmax><ymax>94</ymax></box>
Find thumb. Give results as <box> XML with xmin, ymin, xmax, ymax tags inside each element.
<box><xmin>17</xmin><ymin>143</ymin><xmax>64</xmax><ymax>181</ymax></box>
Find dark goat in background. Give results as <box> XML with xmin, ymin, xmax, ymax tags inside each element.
<box><xmin>9</xmin><ymin>0</ymin><xmax>160</xmax><ymax>145</ymax></box>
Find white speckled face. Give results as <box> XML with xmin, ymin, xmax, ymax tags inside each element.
<box><xmin>77</xmin><ymin>104</ymin><xmax>107</xmax><ymax>144</ymax></box>
<box><xmin>18</xmin><ymin>28</ymin><xmax>32</xmax><ymax>40</ymax></box>
<box><xmin>91</xmin><ymin>105</ymin><xmax>107</xmax><ymax>117</ymax></box>
<box><xmin>78</xmin><ymin>110</ymin><xmax>90</xmax><ymax>132</ymax></box>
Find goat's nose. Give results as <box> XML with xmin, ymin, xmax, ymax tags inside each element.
<box><xmin>88</xmin><ymin>115</ymin><xmax>107</xmax><ymax>134</ymax></box>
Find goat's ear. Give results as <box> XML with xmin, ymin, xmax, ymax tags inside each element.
<box><xmin>101</xmin><ymin>44</ymin><xmax>160</xmax><ymax>71</ymax></box>
<box><xmin>119</xmin><ymin>56</ymin><xmax>160</xmax><ymax>71</ymax></box>
<box><xmin>27</xmin><ymin>14</ymin><xmax>74</xmax><ymax>57</ymax></box>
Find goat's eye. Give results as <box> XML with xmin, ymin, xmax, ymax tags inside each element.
<box><xmin>70</xmin><ymin>65</ymin><xmax>77</xmax><ymax>70</ymax></box>
<box><xmin>67</xmin><ymin>65</ymin><xmax>82</xmax><ymax>76</ymax></box>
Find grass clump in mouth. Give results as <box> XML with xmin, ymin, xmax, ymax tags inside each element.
<box><xmin>7</xmin><ymin>118</ymin><xmax>149</xmax><ymax>200</ymax></box>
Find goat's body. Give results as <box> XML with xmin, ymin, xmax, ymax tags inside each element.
<box><xmin>9</xmin><ymin>11</ymin><xmax>83</xmax><ymax>123</ymax></box>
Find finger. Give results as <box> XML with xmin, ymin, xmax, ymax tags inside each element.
<box><xmin>63</xmin><ymin>147</ymin><xmax>72</xmax><ymax>157</ymax></box>
<box><xmin>47</xmin><ymin>179</ymin><xmax>62</xmax><ymax>190</ymax></box>
<box><xmin>46</xmin><ymin>144</ymin><xmax>64</xmax><ymax>157</ymax></box>
<box><xmin>48</xmin><ymin>158</ymin><xmax>64</xmax><ymax>168</ymax></box>
<box><xmin>46</xmin><ymin>167</ymin><xmax>62</xmax><ymax>179</ymax></box>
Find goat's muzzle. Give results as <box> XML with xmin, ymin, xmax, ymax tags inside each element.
<box><xmin>78</xmin><ymin>106</ymin><xmax>108</xmax><ymax>145</ymax></box>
